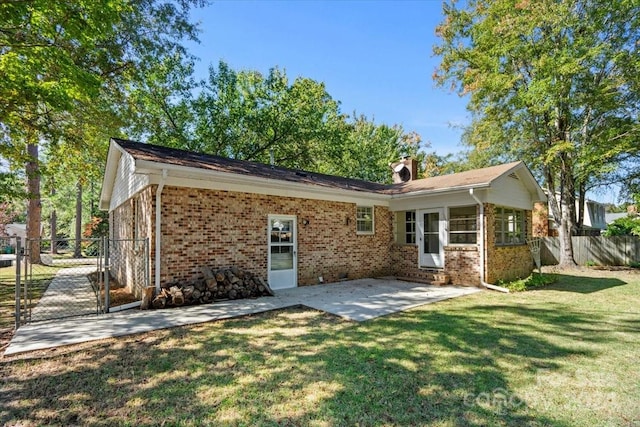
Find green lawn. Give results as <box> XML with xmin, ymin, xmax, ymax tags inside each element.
<box><xmin>0</xmin><ymin>264</ymin><xmax>60</xmax><ymax>333</ymax></box>
<box><xmin>1</xmin><ymin>268</ymin><xmax>639</xmax><ymax>426</ymax></box>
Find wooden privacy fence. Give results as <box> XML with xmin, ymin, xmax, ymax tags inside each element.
<box><xmin>540</xmin><ymin>236</ymin><xmax>640</xmax><ymax>266</ymax></box>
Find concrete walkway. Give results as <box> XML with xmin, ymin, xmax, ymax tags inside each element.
<box><xmin>29</xmin><ymin>266</ymin><xmax>98</xmax><ymax>322</ymax></box>
<box><xmin>5</xmin><ymin>278</ymin><xmax>481</xmax><ymax>356</ymax></box>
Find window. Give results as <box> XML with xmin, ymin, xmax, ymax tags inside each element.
<box><xmin>405</xmin><ymin>211</ymin><xmax>416</xmax><ymax>244</ymax></box>
<box><xmin>393</xmin><ymin>211</ymin><xmax>416</xmax><ymax>244</ymax></box>
<box><xmin>356</xmin><ymin>206</ymin><xmax>374</xmax><ymax>234</ymax></box>
<box><xmin>449</xmin><ymin>206</ymin><xmax>477</xmax><ymax>244</ymax></box>
<box><xmin>495</xmin><ymin>207</ymin><xmax>525</xmax><ymax>245</ymax></box>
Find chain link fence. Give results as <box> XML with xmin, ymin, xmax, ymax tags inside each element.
<box><xmin>0</xmin><ymin>237</ymin><xmax>18</xmax><ymax>336</ymax></box>
<box><xmin>104</xmin><ymin>238</ymin><xmax>150</xmax><ymax>308</ymax></box>
<box><xmin>9</xmin><ymin>237</ymin><xmax>149</xmax><ymax>328</ymax></box>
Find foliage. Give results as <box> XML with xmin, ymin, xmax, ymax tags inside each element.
<box><xmin>602</xmin><ymin>215</ymin><xmax>640</xmax><ymax>237</ymax></box>
<box><xmin>83</xmin><ymin>211</ymin><xmax>109</xmax><ymax>239</ymax></box>
<box><xmin>127</xmin><ymin>61</ymin><xmax>425</xmax><ymax>183</ymax></box>
<box><xmin>497</xmin><ymin>273</ymin><xmax>557</xmax><ymax>292</ymax></box>
<box><xmin>0</xmin><ymin>0</ymin><xmax>205</xmax><ymax>258</ymax></box>
<box><xmin>434</xmin><ymin>0</ymin><xmax>640</xmax><ymax>265</ymax></box>
<box><xmin>0</xmin><ymin>202</ymin><xmax>18</xmax><ymax>236</ymax></box>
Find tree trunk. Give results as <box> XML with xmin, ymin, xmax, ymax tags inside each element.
<box><xmin>545</xmin><ymin>167</ymin><xmax>576</xmax><ymax>267</ymax></box>
<box><xmin>26</xmin><ymin>142</ymin><xmax>41</xmax><ymax>264</ymax></box>
<box><xmin>577</xmin><ymin>183</ymin><xmax>586</xmax><ymax>235</ymax></box>
<box><xmin>50</xmin><ymin>187</ymin><xmax>57</xmax><ymax>254</ymax></box>
<box><xmin>74</xmin><ymin>180</ymin><xmax>82</xmax><ymax>258</ymax></box>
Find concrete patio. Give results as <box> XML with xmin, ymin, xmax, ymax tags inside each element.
<box><xmin>5</xmin><ymin>278</ymin><xmax>481</xmax><ymax>356</ymax></box>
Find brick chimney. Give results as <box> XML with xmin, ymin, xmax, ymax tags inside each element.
<box><xmin>390</xmin><ymin>157</ymin><xmax>417</xmax><ymax>183</ymax></box>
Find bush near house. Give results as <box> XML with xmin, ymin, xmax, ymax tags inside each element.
<box><xmin>497</xmin><ymin>273</ymin><xmax>558</xmax><ymax>292</ymax></box>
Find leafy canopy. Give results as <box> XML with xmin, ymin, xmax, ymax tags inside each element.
<box><xmin>434</xmin><ymin>0</ymin><xmax>640</xmax><ymax>264</ymax></box>
<box><xmin>126</xmin><ymin>61</ymin><xmax>425</xmax><ymax>183</ymax></box>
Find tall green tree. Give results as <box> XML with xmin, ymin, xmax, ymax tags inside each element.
<box><xmin>128</xmin><ymin>60</ymin><xmax>425</xmax><ymax>183</ymax></box>
<box><xmin>0</xmin><ymin>0</ymin><xmax>204</xmax><ymax>262</ymax></box>
<box><xmin>434</xmin><ymin>0</ymin><xmax>640</xmax><ymax>266</ymax></box>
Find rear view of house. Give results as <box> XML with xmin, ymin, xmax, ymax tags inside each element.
<box><xmin>100</xmin><ymin>138</ymin><xmax>546</xmax><ymax>295</ymax></box>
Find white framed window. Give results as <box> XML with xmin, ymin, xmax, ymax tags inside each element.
<box><xmin>449</xmin><ymin>206</ymin><xmax>477</xmax><ymax>244</ymax></box>
<box><xmin>356</xmin><ymin>206</ymin><xmax>374</xmax><ymax>234</ymax></box>
<box><xmin>405</xmin><ymin>211</ymin><xmax>416</xmax><ymax>244</ymax></box>
<box><xmin>495</xmin><ymin>207</ymin><xmax>525</xmax><ymax>245</ymax></box>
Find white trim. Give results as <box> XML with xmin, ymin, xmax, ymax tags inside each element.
<box><xmin>108</xmin><ymin>300</ymin><xmax>142</xmax><ymax>312</ymax></box>
<box><xmin>356</xmin><ymin>206</ymin><xmax>375</xmax><ymax>235</ymax></box>
<box><xmin>154</xmin><ymin>169</ymin><xmax>167</xmax><ymax>292</ymax></box>
<box><xmin>417</xmin><ymin>208</ymin><xmax>446</xmax><ymax>268</ymax></box>
<box><xmin>138</xmin><ymin>161</ymin><xmax>389</xmax><ymax>206</ymax></box>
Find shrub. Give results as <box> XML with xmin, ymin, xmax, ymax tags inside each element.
<box><xmin>497</xmin><ymin>274</ymin><xmax>557</xmax><ymax>292</ymax></box>
<box><xmin>602</xmin><ymin>216</ymin><xmax>640</xmax><ymax>237</ymax></box>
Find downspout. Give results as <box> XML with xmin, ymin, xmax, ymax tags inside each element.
<box><xmin>155</xmin><ymin>169</ymin><xmax>168</xmax><ymax>292</ymax></box>
<box><xmin>469</xmin><ymin>188</ymin><xmax>509</xmax><ymax>293</ymax></box>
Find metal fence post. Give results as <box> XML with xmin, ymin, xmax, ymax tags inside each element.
<box><xmin>23</xmin><ymin>239</ymin><xmax>29</xmax><ymax>324</ymax></box>
<box><xmin>14</xmin><ymin>237</ymin><xmax>21</xmax><ymax>329</ymax></box>
<box><xmin>104</xmin><ymin>236</ymin><xmax>110</xmax><ymax>313</ymax></box>
<box><xmin>144</xmin><ymin>237</ymin><xmax>150</xmax><ymax>288</ymax></box>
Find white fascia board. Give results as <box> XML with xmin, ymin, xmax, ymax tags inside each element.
<box><xmin>389</xmin><ymin>188</ymin><xmax>489</xmax><ymax>212</ymax></box>
<box><xmin>390</xmin><ymin>183</ymin><xmax>492</xmax><ymax>201</ymax></box>
<box><xmin>99</xmin><ymin>141</ymin><xmax>127</xmax><ymax>211</ymax></box>
<box><xmin>135</xmin><ymin>160</ymin><xmax>390</xmax><ymax>206</ymax></box>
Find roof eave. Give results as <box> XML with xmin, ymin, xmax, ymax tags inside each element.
<box><xmin>389</xmin><ymin>183</ymin><xmax>493</xmax><ymax>199</ymax></box>
<box><xmin>134</xmin><ymin>159</ymin><xmax>391</xmax><ymax>202</ymax></box>
<box><xmin>99</xmin><ymin>139</ymin><xmax>127</xmax><ymax>211</ymax></box>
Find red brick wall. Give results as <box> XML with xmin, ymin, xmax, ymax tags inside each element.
<box><xmin>151</xmin><ymin>186</ymin><xmax>393</xmax><ymax>286</ymax></box>
<box><xmin>532</xmin><ymin>202</ymin><xmax>550</xmax><ymax>237</ymax></box>
<box><xmin>485</xmin><ymin>204</ymin><xmax>534</xmax><ymax>283</ymax></box>
<box><xmin>444</xmin><ymin>246</ymin><xmax>481</xmax><ymax>285</ymax></box>
<box><xmin>390</xmin><ymin>244</ymin><xmax>434</xmax><ymax>283</ymax></box>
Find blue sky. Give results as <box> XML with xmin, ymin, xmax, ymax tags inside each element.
<box><xmin>186</xmin><ymin>0</ymin><xmax>470</xmax><ymax>157</ymax></box>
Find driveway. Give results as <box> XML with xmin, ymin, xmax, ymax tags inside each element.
<box><xmin>5</xmin><ymin>278</ymin><xmax>480</xmax><ymax>356</ymax></box>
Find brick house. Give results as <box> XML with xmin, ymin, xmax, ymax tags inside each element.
<box><xmin>100</xmin><ymin>138</ymin><xmax>546</xmax><ymax>294</ymax></box>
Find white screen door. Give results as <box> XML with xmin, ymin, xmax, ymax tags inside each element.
<box><xmin>417</xmin><ymin>208</ymin><xmax>445</xmax><ymax>268</ymax></box>
<box><xmin>268</xmin><ymin>215</ymin><xmax>297</xmax><ymax>290</ymax></box>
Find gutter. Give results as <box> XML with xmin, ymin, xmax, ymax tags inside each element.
<box><xmin>469</xmin><ymin>188</ymin><xmax>509</xmax><ymax>293</ymax></box>
<box><xmin>155</xmin><ymin>169</ymin><xmax>168</xmax><ymax>292</ymax></box>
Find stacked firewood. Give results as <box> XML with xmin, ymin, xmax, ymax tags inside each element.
<box><xmin>145</xmin><ymin>266</ymin><xmax>274</xmax><ymax>309</ymax></box>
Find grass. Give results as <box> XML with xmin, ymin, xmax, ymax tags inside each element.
<box><xmin>0</xmin><ymin>264</ymin><xmax>59</xmax><ymax>333</ymax></box>
<box><xmin>1</xmin><ymin>268</ymin><xmax>639</xmax><ymax>426</ymax></box>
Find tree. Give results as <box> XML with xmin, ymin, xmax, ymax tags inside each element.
<box><xmin>127</xmin><ymin>60</ymin><xmax>426</xmax><ymax>183</ymax></box>
<box><xmin>0</xmin><ymin>0</ymin><xmax>204</xmax><ymax>262</ymax></box>
<box><xmin>317</xmin><ymin>117</ymin><xmax>424</xmax><ymax>183</ymax></box>
<box><xmin>434</xmin><ymin>0</ymin><xmax>640</xmax><ymax>266</ymax></box>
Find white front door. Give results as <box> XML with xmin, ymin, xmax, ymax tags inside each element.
<box><xmin>268</xmin><ymin>215</ymin><xmax>297</xmax><ymax>290</ymax></box>
<box><xmin>417</xmin><ymin>208</ymin><xmax>446</xmax><ymax>268</ymax></box>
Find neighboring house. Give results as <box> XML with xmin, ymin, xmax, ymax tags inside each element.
<box><xmin>5</xmin><ymin>223</ymin><xmax>27</xmax><ymax>241</ymax></box>
<box><xmin>533</xmin><ymin>196</ymin><xmax>606</xmax><ymax>236</ymax></box>
<box><xmin>100</xmin><ymin>138</ymin><xmax>546</xmax><ymax>295</ymax></box>
<box><xmin>605</xmin><ymin>212</ymin><xmax>628</xmax><ymax>225</ymax></box>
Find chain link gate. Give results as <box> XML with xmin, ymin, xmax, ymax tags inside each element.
<box><xmin>13</xmin><ymin>237</ymin><xmax>149</xmax><ymax>328</ymax></box>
